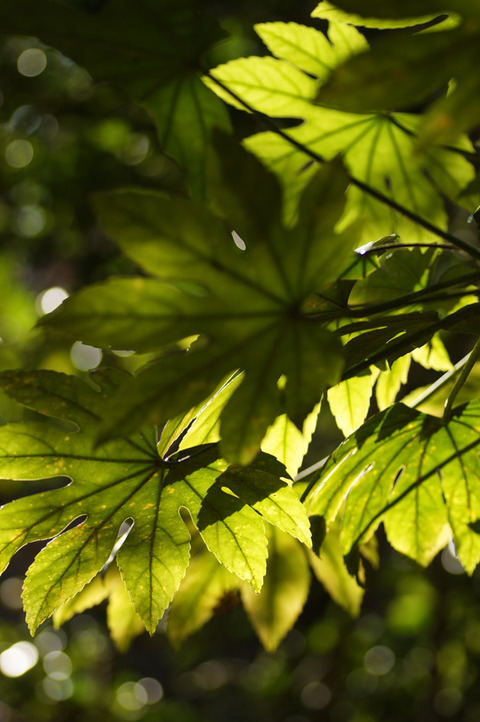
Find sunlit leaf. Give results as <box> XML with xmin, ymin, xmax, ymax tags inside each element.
<box><xmin>308</xmin><ymin>529</ymin><xmax>363</xmax><ymax>616</ymax></box>
<box><xmin>327</xmin><ymin>372</ymin><xmax>375</xmax><ymax>436</ymax></box>
<box><xmin>306</xmin><ymin>402</ymin><xmax>480</xmax><ymax>571</ymax></box>
<box><xmin>0</xmin><ymin>369</ymin><xmax>310</xmax><ymax>632</ymax></box>
<box><xmin>241</xmin><ymin>528</ymin><xmax>310</xmax><ymax>651</ymax></box>
<box><xmin>42</xmin><ymin>152</ymin><xmax>350</xmax><ymax>463</ymax></box>
<box><xmin>375</xmin><ymin>355</ymin><xmax>411</xmax><ymax>411</ymax></box>
<box><xmin>311</xmin><ymin>1</ymin><xmax>451</xmax><ymax>29</ymax></box>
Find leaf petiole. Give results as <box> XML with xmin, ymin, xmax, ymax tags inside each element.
<box><xmin>443</xmin><ymin>339</ymin><xmax>480</xmax><ymax>422</ymax></box>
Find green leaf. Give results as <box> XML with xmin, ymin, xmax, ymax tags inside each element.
<box><xmin>207</xmin><ymin>20</ymin><xmax>475</xmax><ymax>236</ymax></box>
<box><xmin>327</xmin><ymin>372</ymin><xmax>376</xmax><ymax>436</ymax></box>
<box><xmin>313</xmin><ymin>0</ymin><xmax>474</xmax><ymax>22</ymax></box>
<box><xmin>167</xmin><ymin>549</ymin><xmax>238</xmax><ymax>649</ymax></box>
<box><xmin>305</xmin><ymin>402</ymin><xmax>480</xmax><ymax>572</ymax></box>
<box><xmin>43</xmin><ymin>152</ymin><xmax>349</xmax><ymax>464</ymax></box>
<box><xmin>375</xmin><ymin>355</ymin><xmax>411</xmax><ymax>411</ymax></box>
<box><xmin>254</xmin><ymin>21</ymin><xmax>367</xmax><ymax>83</ymax></box>
<box><xmin>0</xmin><ymin>0</ymin><xmax>229</xmax><ymax>196</ymax></box>
<box><xmin>241</xmin><ymin>528</ymin><xmax>310</xmax><ymax>651</ymax></box>
<box><xmin>0</xmin><ymin>369</ymin><xmax>310</xmax><ymax>632</ymax></box>
<box><xmin>53</xmin><ymin>573</ymin><xmax>110</xmax><ymax>629</ymax></box>
<box><xmin>246</xmin><ymin>113</ymin><xmax>475</xmax><ymax>242</ymax></box>
<box><xmin>311</xmin><ymin>1</ymin><xmax>451</xmax><ymax>29</ymax></box>
<box><xmin>349</xmin><ymin>247</ymin><xmax>436</xmax><ymax>308</ymax></box>
<box><xmin>105</xmin><ymin>566</ymin><xmax>145</xmax><ymax>652</ymax></box>
<box><xmin>53</xmin><ymin>561</ymin><xmax>144</xmax><ymax>652</ymax></box>
<box><xmin>261</xmin><ymin>406</ymin><xmax>320</xmax><ymax>479</ymax></box>
<box><xmin>308</xmin><ymin>529</ymin><xmax>364</xmax><ymax>616</ymax></box>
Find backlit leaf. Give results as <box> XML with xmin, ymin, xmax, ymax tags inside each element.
<box><xmin>306</xmin><ymin>402</ymin><xmax>480</xmax><ymax>571</ymax></box>
<box><xmin>0</xmin><ymin>369</ymin><xmax>310</xmax><ymax>632</ymax></box>
<box><xmin>42</xmin><ymin>151</ymin><xmax>350</xmax><ymax>464</ymax></box>
<box><xmin>308</xmin><ymin>529</ymin><xmax>363</xmax><ymax>616</ymax></box>
<box><xmin>241</xmin><ymin>528</ymin><xmax>310</xmax><ymax>652</ymax></box>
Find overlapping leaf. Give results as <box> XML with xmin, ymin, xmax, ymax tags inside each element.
<box><xmin>305</xmin><ymin>401</ymin><xmax>480</xmax><ymax>572</ymax></box>
<box><xmin>42</xmin><ymin>149</ymin><xmax>351</xmax><ymax>464</ymax></box>
<box><xmin>207</xmin><ymin>21</ymin><xmax>476</xmax><ymax>241</ymax></box>
<box><xmin>0</xmin><ymin>368</ymin><xmax>311</xmax><ymax>633</ymax></box>
<box><xmin>313</xmin><ymin>1</ymin><xmax>480</xmax><ymax>146</ymax></box>
<box><xmin>311</xmin><ymin>1</ymin><xmax>452</xmax><ymax>29</ymax></box>
<box><xmin>0</xmin><ymin>0</ymin><xmax>230</xmax><ymax>196</ymax></box>
<box><xmin>241</xmin><ymin>527</ymin><xmax>310</xmax><ymax>652</ymax></box>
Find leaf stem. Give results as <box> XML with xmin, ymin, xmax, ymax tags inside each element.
<box><xmin>203</xmin><ymin>71</ymin><xmax>480</xmax><ymax>261</ymax></box>
<box><xmin>443</xmin><ymin>339</ymin><xmax>480</xmax><ymax>421</ymax></box>
<box><xmin>409</xmin><ymin>353</ymin><xmax>471</xmax><ymax>409</ymax></box>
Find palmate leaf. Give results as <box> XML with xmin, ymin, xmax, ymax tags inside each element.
<box><xmin>313</xmin><ymin>3</ymin><xmax>480</xmax><ymax>146</ymax></box>
<box><xmin>207</xmin><ymin>22</ymin><xmax>475</xmax><ymax>240</ymax></box>
<box><xmin>305</xmin><ymin>401</ymin><xmax>480</xmax><ymax>573</ymax></box>
<box><xmin>0</xmin><ymin>369</ymin><xmax>311</xmax><ymax>634</ymax></box>
<box><xmin>42</xmin><ymin>149</ymin><xmax>351</xmax><ymax>464</ymax></box>
<box><xmin>0</xmin><ymin>0</ymin><xmax>230</xmax><ymax>196</ymax></box>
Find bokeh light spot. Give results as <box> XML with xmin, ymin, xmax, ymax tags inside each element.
<box><xmin>15</xmin><ymin>204</ymin><xmax>47</xmax><ymax>237</ymax></box>
<box><xmin>37</xmin><ymin>287</ymin><xmax>69</xmax><ymax>316</ymax></box>
<box><xmin>300</xmin><ymin>681</ymin><xmax>331</xmax><ymax>710</ymax></box>
<box><xmin>0</xmin><ymin>577</ymin><xmax>23</xmax><ymax>610</ymax></box>
<box><xmin>364</xmin><ymin>645</ymin><xmax>395</xmax><ymax>676</ymax></box>
<box><xmin>138</xmin><ymin>677</ymin><xmax>163</xmax><ymax>704</ymax></box>
<box><xmin>43</xmin><ymin>650</ymin><xmax>72</xmax><ymax>680</ymax></box>
<box><xmin>42</xmin><ymin>676</ymin><xmax>73</xmax><ymax>701</ymax></box>
<box><xmin>116</xmin><ymin>681</ymin><xmax>147</xmax><ymax>711</ymax></box>
<box><xmin>0</xmin><ymin>642</ymin><xmax>39</xmax><ymax>677</ymax></box>
<box><xmin>17</xmin><ymin>48</ymin><xmax>47</xmax><ymax>77</ymax></box>
<box><xmin>5</xmin><ymin>139</ymin><xmax>34</xmax><ymax>168</ymax></box>
<box><xmin>71</xmin><ymin>342</ymin><xmax>102</xmax><ymax>371</ymax></box>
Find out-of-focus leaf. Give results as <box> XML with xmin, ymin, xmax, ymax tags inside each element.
<box><xmin>105</xmin><ymin>566</ymin><xmax>145</xmax><ymax>652</ymax></box>
<box><xmin>167</xmin><ymin>550</ymin><xmax>238</xmax><ymax>648</ymax></box>
<box><xmin>241</xmin><ymin>528</ymin><xmax>310</xmax><ymax>651</ymax></box>
<box><xmin>306</xmin><ymin>402</ymin><xmax>480</xmax><ymax>572</ymax></box>
<box><xmin>412</xmin><ymin>335</ymin><xmax>452</xmax><ymax>372</ymax></box>
<box><xmin>0</xmin><ymin>0</ymin><xmax>229</xmax><ymax>196</ymax></box>
<box><xmin>308</xmin><ymin>529</ymin><xmax>363</xmax><ymax>616</ymax></box>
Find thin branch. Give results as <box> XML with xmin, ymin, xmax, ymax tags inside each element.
<box><xmin>204</xmin><ymin>71</ymin><xmax>480</xmax><ymax>262</ymax></box>
<box><xmin>409</xmin><ymin>354</ymin><xmax>471</xmax><ymax>409</ymax></box>
<box><xmin>443</xmin><ymin>339</ymin><xmax>480</xmax><ymax>421</ymax></box>
<box><xmin>312</xmin><ymin>270</ymin><xmax>480</xmax><ymax>322</ymax></box>
<box><xmin>342</xmin><ymin>303</ymin><xmax>479</xmax><ymax>379</ymax></box>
